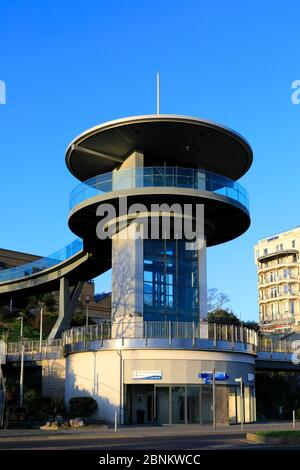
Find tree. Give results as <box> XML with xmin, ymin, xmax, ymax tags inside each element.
<box><xmin>70</xmin><ymin>311</ymin><xmax>95</xmax><ymax>327</ymax></box>
<box><xmin>207</xmin><ymin>288</ymin><xmax>229</xmax><ymax>313</ymax></box>
<box><xmin>27</xmin><ymin>293</ymin><xmax>56</xmax><ymax>312</ymax></box>
<box><xmin>242</xmin><ymin>320</ymin><xmax>261</xmax><ymax>333</ymax></box>
<box><xmin>208</xmin><ymin>308</ymin><xmax>241</xmax><ymax>325</ymax></box>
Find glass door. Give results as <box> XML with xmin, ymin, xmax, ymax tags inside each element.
<box><xmin>171</xmin><ymin>386</ymin><xmax>185</xmax><ymax>424</ymax></box>
<box><xmin>155</xmin><ymin>386</ymin><xmax>170</xmax><ymax>424</ymax></box>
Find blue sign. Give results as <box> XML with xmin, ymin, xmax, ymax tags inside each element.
<box><xmin>199</xmin><ymin>372</ymin><xmax>212</xmax><ymax>379</ymax></box>
<box><xmin>198</xmin><ymin>371</ymin><xmax>229</xmax><ymax>382</ymax></box>
<box><xmin>214</xmin><ymin>372</ymin><xmax>230</xmax><ymax>381</ymax></box>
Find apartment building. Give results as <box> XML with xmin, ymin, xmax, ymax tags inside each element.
<box><xmin>254</xmin><ymin>226</ymin><xmax>300</xmax><ymax>333</ymax></box>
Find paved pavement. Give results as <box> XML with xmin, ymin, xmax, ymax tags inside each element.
<box><xmin>0</xmin><ymin>421</ymin><xmax>298</xmax><ymax>450</ymax></box>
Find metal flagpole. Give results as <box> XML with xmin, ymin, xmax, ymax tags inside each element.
<box><xmin>156</xmin><ymin>72</ymin><xmax>160</xmax><ymax>114</ymax></box>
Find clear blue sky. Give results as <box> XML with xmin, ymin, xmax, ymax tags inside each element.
<box><xmin>1</xmin><ymin>0</ymin><xmax>299</xmax><ymax>322</ymax></box>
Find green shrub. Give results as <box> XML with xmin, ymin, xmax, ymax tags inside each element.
<box><xmin>69</xmin><ymin>397</ymin><xmax>98</xmax><ymax>417</ymax></box>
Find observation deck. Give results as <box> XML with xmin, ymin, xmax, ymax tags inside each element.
<box><xmin>68</xmin><ymin>166</ymin><xmax>250</xmax><ymax>247</ymax></box>
<box><xmin>66</xmin><ymin>114</ymin><xmax>253</xmax><ymax>181</ymax></box>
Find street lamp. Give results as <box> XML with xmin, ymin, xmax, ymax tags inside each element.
<box><xmin>235</xmin><ymin>377</ymin><xmax>244</xmax><ymax>430</ymax></box>
<box><xmin>17</xmin><ymin>314</ymin><xmax>23</xmax><ymax>338</ymax></box>
<box><xmin>16</xmin><ymin>315</ymin><xmax>24</xmax><ymax>408</ymax></box>
<box><xmin>85</xmin><ymin>295</ymin><xmax>90</xmax><ymax>327</ymax></box>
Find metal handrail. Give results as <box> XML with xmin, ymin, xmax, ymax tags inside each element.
<box><xmin>5</xmin><ymin>321</ymin><xmax>296</xmax><ymax>357</ymax></box>
<box><xmin>69</xmin><ymin>166</ymin><xmax>250</xmax><ymax>211</ymax></box>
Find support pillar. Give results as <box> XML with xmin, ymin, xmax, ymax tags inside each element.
<box><xmin>111</xmin><ymin>150</ymin><xmax>145</xmax><ymax>338</ymax></box>
<box><xmin>199</xmin><ymin>239</ymin><xmax>208</xmax><ymax>338</ymax></box>
<box><xmin>48</xmin><ymin>278</ymin><xmax>83</xmax><ymax>340</ymax></box>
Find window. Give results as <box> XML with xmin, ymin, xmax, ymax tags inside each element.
<box><xmin>284</xmin><ymin>269</ymin><xmax>290</xmax><ymax>278</ymax></box>
<box><xmin>292</xmin><ymin>240</ymin><xmax>296</xmax><ymax>248</ymax></box>
<box><xmin>143</xmin><ymin>239</ymin><xmax>199</xmax><ymax>322</ymax></box>
<box><xmin>271</xmin><ymin>287</ymin><xmax>277</xmax><ymax>298</ymax></box>
<box><xmin>264</xmin><ymin>248</ymin><xmax>268</xmax><ymax>255</ymax></box>
<box><xmin>284</xmin><ymin>284</ymin><xmax>289</xmax><ymax>295</ymax></box>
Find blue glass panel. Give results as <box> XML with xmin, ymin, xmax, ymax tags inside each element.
<box><xmin>69</xmin><ymin>166</ymin><xmax>249</xmax><ymax>214</ymax></box>
<box><xmin>143</xmin><ymin>239</ymin><xmax>199</xmax><ymax>322</ymax></box>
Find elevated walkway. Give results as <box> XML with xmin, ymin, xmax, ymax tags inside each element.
<box><xmin>0</xmin><ymin>239</ymin><xmax>110</xmax><ymax>339</ymax></box>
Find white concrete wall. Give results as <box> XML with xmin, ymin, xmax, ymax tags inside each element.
<box><xmin>111</xmin><ymin>150</ymin><xmax>144</xmax><ymax>320</ymax></box>
<box><xmin>65</xmin><ymin>351</ymin><xmax>121</xmax><ymax>423</ymax></box>
<box><xmin>111</xmin><ymin>224</ymin><xmax>144</xmax><ymax>319</ymax></box>
<box><xmin>65</xmin><ymin>348</ymin><xmax>255</xmax><ymax>423</ymax></box>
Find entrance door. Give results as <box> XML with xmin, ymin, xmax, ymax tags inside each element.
<box><xmin>146</xmin><ymin>391</ymin><xmax>154</xmax><ymax>422</ymax></box>
<box><xmin>171</xmin><ymin>386</ymin><xmax>185</xmax><ymax>424</ymax></box>
<box><xmin>201</xmin><ymin>386</ymin><xmax>213</xmax><ymax>424</ymax></box>
<box><xmin>155</xmin><ymin>386</ymin><xmax>170</xmax><ymax>424</ymax></box>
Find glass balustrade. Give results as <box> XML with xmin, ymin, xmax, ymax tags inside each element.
<box><xmin>0</xmin><ymin>238</ymin><xmax>83</xmax><ymax>283</ymax></box>
<box><xmin>69</xmin><ymin>166</ymin><xmax>249</xmax><ymax>212</ymax></box>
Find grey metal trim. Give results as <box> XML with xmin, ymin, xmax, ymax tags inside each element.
<box><xmin>66</xmin><ymin>114</ymin><xmax>253</xmax><ymax>181</ymax></box>
<box><xmin>64</xmin><ymin>337</ymin><xmax>257</xmax><ymax>356</ymax></box>
<box><xmin>66</xmin><ymin>114</ymin><xmax>252</xmax><ymax>160</ymax></box>
<box><xmin>69</xmin><ymin>186</ymin><xmax>249</xmax><ymax>220</ymax></box>
<box><xmin>72</xmin><ymin>144</ymin><xmax>123</xmax><ymax>163</ymax></box>
<box><xmin>257</xmin><ymin>249</ymin><xmax>298</xmax><ymax>263</ymax></box>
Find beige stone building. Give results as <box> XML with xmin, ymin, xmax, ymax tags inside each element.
<box><xmin>254</xmin><ymin>226</ymin><xmax>300</xmax><ymax>333</ymax></box>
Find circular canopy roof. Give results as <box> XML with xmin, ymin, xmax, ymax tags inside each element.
<box><xmin>66</xmin><ymin>114</ymin><xmax>253</xmax><ymax>182</ymax></box>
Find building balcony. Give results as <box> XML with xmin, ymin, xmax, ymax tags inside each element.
<box><xmin>257</xmin><ymin>261</ymin><xmax>300</xmax><ymax>273</ymax></box>
<box><xmin>69</xmin><ymin>166</ymin><xmax>249</xmax><ymax>211</ymax></box>
<box><xmin>68</xmin><ymin>166</ymin><xmax>250</xmax><ymax>247</ymax></box>
<box><xmin>259</xmin><ymin>292</ymin><xmax>300</xmax><ymax>302</ymax></box>
<box><xmin>258</xmin><ymin>275</ymin><xmax>300</xmax><ymax>286</ymax></box>
<box><xmin>257</xmin><ymin>249</ymin><xmax>298</xmax><ymax>264</ymax></box>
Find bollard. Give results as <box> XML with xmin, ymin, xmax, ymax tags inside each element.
<box><xmin>293</xmin><ymin>410</ymin><xmax>296</xmax><ymax>429</ymax></box>
<box><xmin>114</xmin><ymin>410</ymin><xmax>118</xmax><ymax>432</ymax></box>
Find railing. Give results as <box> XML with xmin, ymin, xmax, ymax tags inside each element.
<box><xmin>258</xmin><ymin>336</ymin><xmax>295</xmax><ymax>354</ymax></box>
<box><xmin>258</xmin><ymin>261</ymin><xmax>299</xmax><ymax>270</ymax></box>
<box><xmin>6</xmin><ymin>339</ymin><xmax>63</xmax><ymax>355</ymax></box>
<box><xmin>260</xmin><ymin>291</ymin><xmax>297</xmax><ymax>300</ymax></box>
<box><xmin>5</xmin><ymin>321</ymin><xmax>258</xmax><ymax>358</ymax></box>
<box><xmin>259</xmin><ymin>274</ymin><xmax>299</xmax><ymax>284</ymax></box>
<box><xmin>62</xmin><ymin>321</ymin><xmax>257</xmax><ymax>346</ymax></box>
<box><xmin>0</xmin><ymin>239</ymin><xmax>83</xmax><ymax>283</ymax></box>
<box><xmin>5</xmin><ymin>321</ymin><xmax>299</xmax><ymax>358</ymax></box>
<box><xmin>69</xmin><ymin>166</ymin><xmax>249</xmax><ymax>211</ymax></box>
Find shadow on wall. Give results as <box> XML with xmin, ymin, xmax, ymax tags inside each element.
<box><xmin>111</xmin><ymin>245</ymin><xmax>135</xmax><ymax>320</ymax></box>
<box><xmin>65</xmin><ymin>352</ymin><xmax>120</xmax><ymax>424</ymax></box>
<box><xmin>42</xmin><ymin>360</ymin><xmax>66</xmax><ymax>400</ymax></box>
